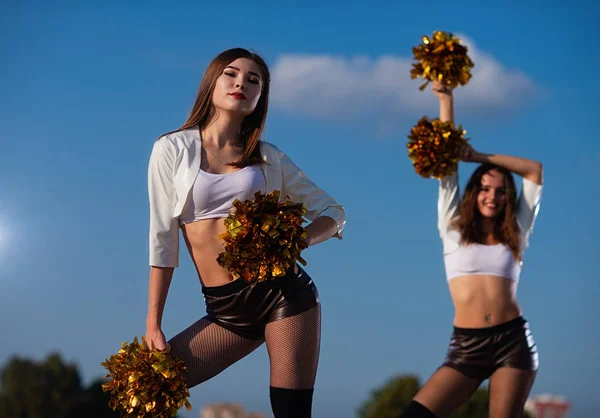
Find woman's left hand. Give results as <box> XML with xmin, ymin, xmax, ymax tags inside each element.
<box><xmin>458</xmin><ymin>143</ymin><xmax>483</xmax><ymax>163</ymax></box>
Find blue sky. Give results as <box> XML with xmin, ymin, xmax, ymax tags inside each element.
<box><xmin>1</xmin><ymin>1</ymin><xmax>598</xmax><ymax>417</ymax></box>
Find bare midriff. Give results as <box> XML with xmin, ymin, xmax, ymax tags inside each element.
<box><xmin>448</xmin><ymin>275</ymin><xmax>522</xmax><ymax>328</ymax></box>
<box><xmin>181</xmin><ymin>218</ymin><xmax>237</xmax><ymax>287</ymax></box>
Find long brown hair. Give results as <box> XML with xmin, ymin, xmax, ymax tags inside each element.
<box><xmin>453</xmin><ymin>163</ymin><xmax>522</xmax><ymax>260</ymax></box>
<box><xmin>165</xmin><ymin>48</ymin><xmax>270</xmax><ymax>167</ymax></box>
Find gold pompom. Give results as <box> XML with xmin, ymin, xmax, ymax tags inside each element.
<box><xmin>217</xmin><ymin>190</ymin><xmax>308</xmax><ymax>283</ymax></box>
<box><xmin>407</xmin><ymin>117</ymin><xmax>469</xmax><ymax>179</ymax></box>
<box><xmin>410</xmin><ymin>31</ymin><xmax>474</xmax><ymax>91</ymax></box>
<box><xmin>101</xmin><ymin>337</ymin><xmax>192</xmax><ymax>417</ymax></box>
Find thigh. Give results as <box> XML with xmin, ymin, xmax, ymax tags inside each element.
<box><xmin>488</xmin><ymin>367</ymin><xmax>537</xmax><ymax>418</ymax></box>
<box><xmin>264</xmin><ymin>304</ymin><xmax>321</xmax><ymax>390</ymax></box>
<box><xmin>168</xmin><ymin>317</ymin><xmax>264</xmax><ymax>388</ymax></box>
<box><xmin>413</xmin><ymin>366</ymin><xmax>483</xmax><ymax>417</ymax></box>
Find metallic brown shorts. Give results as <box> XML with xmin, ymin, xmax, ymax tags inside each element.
<box><xmin>441</xmin><ymin>316</ymin><xmax>539</xmax><ymax>380</ymax></box>
<box><xmin>202</xmin><ymin>266</ymin><xmax>319</xmax><ymax>340</ymax></box>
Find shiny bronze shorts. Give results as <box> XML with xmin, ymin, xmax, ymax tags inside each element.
<box><xmin>202</xmin><ymin>266</ymin><xmax>319</xmax><ymax>340</ymax></box>
<box><xmin>441</xmin><ymin>316</ymin><xmax>539</xmax><ymax>380</ymax></box>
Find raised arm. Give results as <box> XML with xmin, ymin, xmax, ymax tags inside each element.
<box><xmin>470</xmin><ymin>152</ymin><xmax>543</xmax><ymax>186</ymax></box>
<box><xmin>433</xmin><ymin>81</ymin><xmax>454</xmax><ymax>123</ymax></box>
<box><xmin>431</xmin><ymin>81</ymin><xmax>544</xmax><ymax>250</ymax></box>
<box><xmin>433</xmin><ymin>82</ymin><xmax>461</xmax><ymax>240</ymax></box>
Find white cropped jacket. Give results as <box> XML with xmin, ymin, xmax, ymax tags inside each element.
<box><xmin>148</xmin><ymin>126</ymin><xmax>346</xmax><ymax>267</ymax></box>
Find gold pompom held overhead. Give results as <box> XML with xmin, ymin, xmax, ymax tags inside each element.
<box><xmin>410</xmin><ymin>31</ymin><xmax>474</xmax><ymax>91</ymax></box>
<box><xmin>407</xmin><ymin>117</ymin><xmax>469</xmax><ymax>179</ymax></box>
<box><xmin>101</xmin><ymin>337</ymin><xmax>192</xmax><ymax>418</ymax></box>
<box><xmin>217</xmin><ymin>190</ymin><xmax>308</xmax><ymax>283</ymax></box>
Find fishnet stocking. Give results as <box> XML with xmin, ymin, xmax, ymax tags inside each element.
<box><xmin>265</xmin><ymin>304</ymin><xmax>321</xmax><ymax>390</ymax></box>
<box><xmin>168</xmin><ymin>317</ymin><xmax>264</xmax><ymax>388</ymax></box>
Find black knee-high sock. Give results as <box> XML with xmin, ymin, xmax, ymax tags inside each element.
<box><xmin>269</xmin><ymin>387</ymin><xmax>314</xmax><ymax>418</ymax></box>
<box><xmin>398</xmin><ymin>400</ymin><xmax>437</xmax><ymax>418</ymax></box>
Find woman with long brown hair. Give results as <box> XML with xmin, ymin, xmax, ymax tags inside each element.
<box><xmin>145</xmin><ymin>48</ymin><xmax>345</xmax><ymax>418</ymax></box>
<box><xmin>399</xmin><ymin>81</ymin><xmax>543</xmax><ymax>418</ymax></box>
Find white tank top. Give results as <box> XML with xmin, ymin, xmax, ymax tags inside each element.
<box><xmin>443</xmin><ymin>232</ymin><xmax>521</xmax><ymax>282</ymax></box>
<box><xmin>179</xmin><ymin>165</ymin><xmax>266</xmax><ymax>225</ymax></box>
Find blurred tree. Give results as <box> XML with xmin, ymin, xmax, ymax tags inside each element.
<box><xmin>358</xmin><ymin>374</ymin><xmax>420</xmax><ymax>418</ymax></box>
<box><xmin>0</xmin><ymin>353</ymin><xmax>118</xmax><ymax>418</ymax></box>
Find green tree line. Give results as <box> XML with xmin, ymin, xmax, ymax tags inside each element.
<box><xmin>0</xmin><ymin>353</ymin><xmax>119</xmax><ymax>418</ymax></box>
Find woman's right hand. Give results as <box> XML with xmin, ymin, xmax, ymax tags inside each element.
<box><xmin>145</xmin><ymin>326</ymin><xmax>167</xmax><ymax>351</ymax></box>
<box><xmin>432</xmin><ymin>80</ymin><xmax>453</xmax><ymax>100</ymax></box>
<box><xmin>433</xmin><ymin>80</ymin><xmax>454</xmax><ymax>122</ymax></box>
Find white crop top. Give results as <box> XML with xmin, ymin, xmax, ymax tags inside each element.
<box><xmin>438</xmin><ymin>172</ymin><xmax>542</xmax><ymax>283</ymax></box>
<box><xmin>179</xmin><ymin>165</ymin><xmax>266</xmax><ymax>225</ymax></box>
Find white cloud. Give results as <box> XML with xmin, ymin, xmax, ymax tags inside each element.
<box><xmin>270</xmin><ymin>34</ymin><xmax>536</xmax><ymax>122</ymax></box>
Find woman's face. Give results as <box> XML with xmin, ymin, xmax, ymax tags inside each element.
<box><xmin>477</xmin><ymin>169</ymin><xmax>507</xmax><ymax>219</ymax></box>
<box><xmin>211</xmin><ymin>58</ymin><xmax>263</xmax><ymax>116</ymax></box>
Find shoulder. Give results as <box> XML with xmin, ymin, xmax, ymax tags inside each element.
<box><xmin>521</xmin><ymin>177</ymin><xmax>543</xmax><ymax>196</ymax></box>
<box><xmin>259</xmin><ymin>141</ymin><xmax>287</xmax><ymax>163</ymax></box>
<box><xmin>446</xmin><ymin>229</ymin><xmax>461</xmax><ymax>242</ymax></box>
<box><xmin>442</xmin><ymin>230</ymin><xmax>462</xmax><ymax>255</ymax></box>
<box><xmin>260</xmin><ymin>140</ymin><xmax>282</xmax><ymax>154</ymax></box>
<box><xmin>151</xmin><ymin>127</ymin><xmax>201</xmax><ymax>163</ymax></box>
<box><xmin>155</xmin><ymin>127</ymin><xmax>199</xmax><ymax>152</ymax></box>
